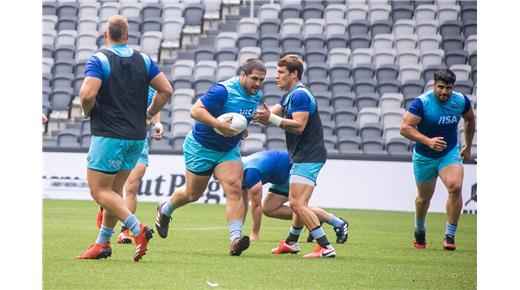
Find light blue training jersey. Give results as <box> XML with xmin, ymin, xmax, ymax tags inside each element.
<box><xmin>408</xmin><ymin>90</ymin><xmax>471</xmax><ymax>158</ymax></box>
<box><xmin>192</xmin><ymin>76</ymin><xmax>263</xmax><ymax>151</ymax></box>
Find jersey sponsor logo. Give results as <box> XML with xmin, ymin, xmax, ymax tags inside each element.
<box><xmin>239</xmin><ymin>108</ymin><xmax>256</xmax><ymax>118</ymax></box>
<box><xmin>438</xmin><ymin>115</ymin><xmax>458</xmax><ymax>125</ymax></box>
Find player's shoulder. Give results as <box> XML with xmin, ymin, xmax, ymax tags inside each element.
<box><xmin>451</xmin><ymin>91</ymin><xmax>467</xmax><ymax>102</ymax></box>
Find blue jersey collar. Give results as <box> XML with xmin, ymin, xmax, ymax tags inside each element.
<box><xmin>107</xmin><ymin>44</ymin><xmax>133</xmax><ymax>57</ymax></box>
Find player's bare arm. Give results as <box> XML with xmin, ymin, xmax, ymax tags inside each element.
<box><xmin>279</xmin><ymin>111</ymin><xmax>308</xmax><ymax>135</ymax></box>
<box><xmin>190</xmin><ymin>99</ymin><xmax>238</xmax><ymax>137</ymax></box>
<box><xmin>460</xmin><ymin>106</ymin><xmax>476</xmax><ymax>161</ymax></box>
<box><xmin>148</xmin><ymin>72</ymin><xmax>173</xmax><ymax>118</ymax></box>
<box><xmin>79</xmin><ymin>76</ymin><xmax>102</xmax><ymax>117</ymax></box>
<box><xmin>400</xmin><ymin>112</ymin><xmax>447</xmax><ymax>152</ymax></box>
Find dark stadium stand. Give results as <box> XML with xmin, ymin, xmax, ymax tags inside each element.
<box><xmin>42</xmin><ymin>0</ymin><xmax>477</xmax><ymax>159</ymax></box>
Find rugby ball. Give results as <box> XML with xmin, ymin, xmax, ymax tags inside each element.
<box><xmin>213</xmin><ymin>112</ymin><xmax>248</xmax><ymax>136</ymax></box>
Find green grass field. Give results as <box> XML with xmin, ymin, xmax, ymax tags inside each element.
<box><xmin>43</xmin><ymin>199</ymin><xmax>476</xmax><ymax>289</ymax></box>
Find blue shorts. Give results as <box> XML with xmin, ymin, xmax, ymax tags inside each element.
<box><xmin>183</xmin><ymin>131</ymin><xmax>242</xmax><ymax>175</ymax></box>
<box><xmin>289</xmin><ymin>162</ymin><xmax>325</xmax><ymax>184</ymax></box>
<box><xmin>413</xmin><ymin>144</ymin><xmax>463</xmax><ymax>183</ymax></box>
<box><xmin>87</xmin><ymin>136</ymin><xmax>146</xmax><ymax>174</ymax></box>
<box><xmin>269</xmin><ymin>180</ymin><xmax>290</xmax><ymax>197</ymax></box>
<box><xmin>137</xmin><ymin>140</ymin><xmax>149</xmax><ymax>165</ymax></box>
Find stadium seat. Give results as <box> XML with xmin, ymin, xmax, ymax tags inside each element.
<box><xmin>308</xmin><ymin>78</ymin><xmax>330</xmax><ymax>93</ymax></box>
<box><xmin>56</xmin><ymin>16</ymin><xmax>78</xmax><ymax>31</ymax></box>
<box><xmin>334</xmin><ymin>107</ymin><xmax>358</xmax><ymax>123</ymax></box>
<box><xmin>259</xmin><ymin>19</ymin><xmax>281</xmax><ymax>35</ymax></box>
<box><xmin>356</xmin><ymin>93</ymin><xmax>379</xmax><ymax>109</ymax></box>
<box><xmin>468</xmin><ymin>50</ymin><xmax>477</xmax><ymax>69</ymax></box>
<box><xmin>372</xmin><ymin>33</ymin><xmax>395</xmax><ymax>50</ymax></box>
<box><xmin>43</xmin><ymin>1</ymin><xmax>57</xmax><ymax>16</ymax></box>
<box><xmin>325</xmin><ymin>19</ymin><xmax>347</xmax><ymax>39</ymax></box>
<box><xmin>313</xmin><ymin>91</ymin><xmax>332</xmax><ymax>107</ymax></box>
<box><xmin>361</xmin><ymin>136</ymin><xmax>386</xmax><ymax>154</ymax></box>
<box><xmin>258</xmin><ymin>3</ymin><xmax>281</xmax><ymax>22</ymax></box>
<box><xmin>371</xmin><ymin>19</ymin><xmax>393</xmax><ymax>35</ymax></box>
<box><xmin>42</xmin><ymin>15</ymin><xmax>58</xmax><ymax>33</ymax></box>
<box><xmin>360</xmin><ymin>122</ymin><xmax>383</xmax><ymax>139</ymax></box>
<box><xmin>397</xmin><ymin>49</ymin><xmax>420</xmax><ymax>65</ymax></box>
<box><xmin>331</xmin><ymin>78</ymin><xmax>354</xmax><ymax>95</ymax></box>
<box><xmin>171</xmin><ymin>76</ymin><xmax>192</xmax><ymax>89</ymax></box>
<box><xmin>163</xmin><ymin>2</ymin><xmax>185</xmax><ymax>20</ymax></box>
<box><xmin>140</xmin><ymin>31</ymin><xmax>162</xmax><ymax>61</ymax></box>
<box><xmin>461</xmin><ymin>2</ymin><xmax>477</xmax><ymax>23</ymax></box>
<box><xmin>52</xmin><ymin>73</ymin><xmax>73</xmax><ymax>90</ymax></box>
<box><xmin>465</xmin><ymin>34</ymin><xmax>477</xmax><ymax>54</ymax></box>
<box><xmin>77</xmin><ymin>17</ymin><xmax>99</xmax><ymax>35</ymax></box>
<box><xmin>43</xmin><ymin>57</ymin><xmax>54</xmax><ymax>74</ymax></box>
<box><xmin>379</xmin><ymin>93</ymin><xmax>404</xmax><ymax>110</ymax></box>
<box><xmin>330</xmin><ymin>63</ymin><xmax>353</xmax><ymax>82</ymax></box>
<box><xmin>373</xmin><ymin>49</ymin><xmax>397</xmax><ymax>67</ymax></box>
<box><xmin>303</xmin><ymin>19</ymin><xmax>325</xmax><ymax>38</ymax></box>
<box><xmin>328</xmin><ymin>48</ymin><xmax>351</xmax><ymax>66</ymax></box>
<box><xmin>440</xmin><ymin>20</ymin><xmax>463</xmax><ymax>38</ymax></box>
<box><xmin>450</xmin><ymin>64</ymin><xmax>472</xmax><ymax>82</ymax></box>
<box><xmin>194</xmin><ymin>61</ymin><xmax>218</xmax><ymax>79</ymax></box>
<box><xmin>418</xmin><ymin>34</ymin><xmax>442</xmax><ymax>51</ymax></box>
<box><xmin>332</xmin><ymin>92</ymin><xmax>356</xmax><ymax>108</ymax></box>
<box><xmin>355</xmin><ymin>79</ymin><xmax>378</xmax><ymax>95</ymax></box>
<box><xmin>141</xmin><ymin>3</ymin><xmax>163</xmax><ymax>19</ymax></box>
<box><xmin>383</xmin><ymin>125</ymin><xmax>402</xmax><ymax>142</ymax></box>
<box><xmin>216</xmin><ymin>32</ymin><xmax>238</xmax><ymax>50</ymax></box>
<box><xmin>381</xmin><ymin>108</ymin><xmax>405</xmax><ymax>127</ymax></box>
<box><xmin>416</xmin><ymin>19</ymin><xmax>439</xmax><ymax>38</ymax></box>
<box><xmin>437</xmin><ymin>4</ymin><xmax>460</xmax><ymax>24</ymax></box>
<box><xmin>350</xmin><ymin>34</ymin><xmax>371</xmax><ymax>50</ymax></box>
<box><xmin>141</xmin><ymin>19</ymin><xmax>162</xmax><ymax>33</ymax></box>
<box><xmin>420</xmin><ymin>49</ymin><xmax>444</xmax><ymax>68</ymax></box>
<box><xmin>337</xmin><ymin>136</ymin><xmax>362</xmax><ymax>154</ymax></box>
<box><xmin>183</xmin><ymin>4</ymin><xmax>205</xmax><ymax>36</ymax></box>
<box><xmin>395</xmin><ymin>34</ymin><xmax>417</xmax><ymax>51</ymax></box>
<box><xmin>260</xmin><ymin>47</ymin><xmax>282</xmax><ymax>63</ymax></box>
<box><xmin>348</xmin><ymin>20</ymin><xmax>371</xmax><ymax>36</ymax></box>
<box><xmin>266</xmin><ymin>136</ymin><xmax>287</xmax><ymax>151</ymax></box>
<box><xmin>77</xmin><ymin>31</ymin><xmax>97</xmax><ymax>48</ymax></box>
<box><xmin>336</xmin><ymin>120</ymin><xmax>360</xmax><ymax>138</ymax></box>
<box><xmin>401</xmin><ymin>79</ymin><xmax>425</xmax><ymax>99</ymax></box>
<box><xmin>399</xmin><ymin>63</ymin><xmax>423</xmax><ymax>82</ymax></box>
<box><xmin>57</xmin><ymin>2</ymin><xmax>79</xmax><ymax>18</ymax></box>
<box><xmin>57</xmin><ymin>132</ymin><xmax>80</xmax><ymax>148</ymax></box>
<box><xmin>53</xmin><ymin>59</ymin><xmax>74</xmax><ymax>75</ymax></box>
<box><xmin>237</xmin><ymin>33</ymin><xmax>259</xmax><ymax>49</ymax></box>
<box><xmin>393</xmin><ymin>19</ymin><xmax>415</xmax><ymax>36</ymax></box>
<box><xmin>259</xmin><ymin>33</ymin><xmax>280</xmax><ymax>50</ymax></box>
<box><xmin>444</xmin><ymin>50</ymin><xmax>468</xmax><ymax>67</ymax></box>
<box><xmin>463</xmin><ymin>20</ymin><xmax>477</xmax><ymax>39</ymax></box>
<box><xmin>279</xmin><ymin>4</ymin><xmax>301</xmax><ymax>19</ymax></box>
<box><xmin>281</xmin><ymin>34</ymin><xmax>303</xmax><ymax>52</ymax></box>
<box><xmin>55</xmin><ymin>30</ymin><xmax>77</xmax><ymax>47</ymax></box>
<box><xmin>238</xmin><ymin>47</ymin><xmax>261</xmax><ymax>64</ymax></box>
<box><xmin>54</xmin><ymin>45</ymin><xmax>75</xmax><ymax>62</ymax></box>
<box><xmin>281</xmin><ymin>18</ymin><xmax>303</xmax><ymax>36</ymax></box>
<box><xmin>347</xmin><ymin>3</ymin><xmax>369</xmax><ymax>22</ymax></box>
<box><xmin>378</xmin><ymin>79</ymin><xmax>401</xmax><ymax>95</ymax></box>
<box><xmin>351</xmin><ymin>48</ymin><xmax>374</xmax><ymax>66</ymax></box>
<box><xmin>386</xmin><ymin>137</ymin><xmax>411</xmax><ymax>155</ymax></box>
<box><xmin>120</xmin><ymin>2</ymin><xmax>142</xmax><ymax>18</ymax></box>
<box><xmin>302</xmin><ymin>3</ymin><xmax>324</xmax><ymax>20</ymax></box>
<box><xmin>369</xmin><ymin>3</ymin><xmax>391</xmax><ymax>23</ymax></box>
<box><xmin>324</xmin><ymin>4</ymin><xmax>346</xmax><ymax>20</ymax></box>
<box><xmin>353</xmin><ymin>63</ymin><xmax>376</xmax><ymax>81</ymax></box>
<box><xmin>391</xmin><ymin>4</ymin><xmax>414</xmax><ymax>23</ymax></box>
<box><xmin>306</xmin><ymin>63</ymin><xmax>328</xmax><ymax>81</ymax></box>
<box><xmin>99</xmin><ymin>2</ymin><xmax>121</xmax><ymax>21</ymax></box>
<box><xmin>304</xmin><ymin>34</ymin><xmax>326</xmax><ymax>52</ymax></box>
<box><xmin>376</xmin><ymin>64</ymin><xmax>399</xmax><ymax>81</ymax></box>
<box><xmin>414</xmin><ymin>4</ymin><xmax>436</xmax><ymax>20</ymax></box>
<box><xmin>454</xmin><ymin>80</ymin><xmax>474</xmax><ymax>95</ymax></box>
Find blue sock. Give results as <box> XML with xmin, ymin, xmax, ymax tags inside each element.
<box><xmin>310</xmin><ymin>226</ymin><xmax>326</xmax><ymax>240</ymax></box>
<box><xmin>445</xmin><ymin>223</ymin><xmax>458</xmax><ymax>237</ymax></box>
<box><xmin>124</xmin><ymin>214</ymin><xmax>141</xmax><ymax>236</ymax></box>
<box><xmin>326</xmin><ymin>215</ymin><xmax>344</xmax><ymax>228</ymax></box>
<box><xmin>95</xmin><ymin>225</ymin><xmax>115</xmax><ymax>244</ymax></box>
<box><xmin>161</xmin><ymin>200</ymin><xmax>175</xmax><ymax>216</ymax></box>
<box><xmin>415</xmin><ymin>217</ymin><xmax>426</xmax><ymax>231</ymax></box>
<box><xmin>229</xmin><ymin>220</ymin><xmax>243</xmax><ymax>241</ymax></box>
<box><xmin>290</xmin><ymin>225</ymin><xmax>303</xmax><ymax>236</ymax></box>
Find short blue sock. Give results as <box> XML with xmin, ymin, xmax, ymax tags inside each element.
<box><xmin>415</xmin><ymin>217</ymin><xmax>426</xmax><ymax>231</ymax></box>
<box><xmin>95</xmin><ymin>225</ymin><xmax>115</xmax><ymax>244</ymax></box>
<box><xmin>327</xmin><ymin>215</ymin><xmax>344</xmax><ymax>228</ymax></box>
<box><xmin>290</xmin><ymin>225</ymin><xmax>303</xmax><ymax>236</ymax></box>
<box><xmin>229</xmin><ymin>220</ymin><xmax>243</xmax><ymax>241</ymax></box>
<box><xmin>123</xmin><ymin>214</ymin><xmax>141</xmax><ymax>236</ymax></box>
<box><xmin>445</xmin><ymin>223</ymin><xmax>457</xmax><ymax>236</ymax></box>
<box><xmin>310</xmin><ymin>226</ymin><xmax>326</xmax><ymax>240</ymax></box>
<box><xmin>161</xmin><ymin>200</ymin><xmax>175</xmax><ymax>216</ymax></box>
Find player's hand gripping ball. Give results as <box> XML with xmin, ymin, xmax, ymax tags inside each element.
<box><xmin>214</xmin><ymin>112</ymin><xmax>247</xmax><ymax>136</ymax></box>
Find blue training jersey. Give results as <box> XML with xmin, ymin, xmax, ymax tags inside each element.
<box><xmin>278</xmin><ymin>83</ymin><xmax>327</xmax><ymax>163</ymax></box>
<box><xmin>242</xmin><ymin>151</ymin><xmax>292</xmax><ymax>189</ymax></box>
<box><xmin>192</xmin><ymin>76</ymin><xmax>262</xmax><ymax>151</ymax></box>
<box><xmin>408</xmin><ymin>90</ymin><xmax>471</xmax><ymax>158</ymax></box>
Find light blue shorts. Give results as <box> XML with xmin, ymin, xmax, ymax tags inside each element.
<box><xmin>289</xmin><ymin>162</ymin><xmax>325</xmax><ymax>184</ymax></box>
<box><xmin>183</xmin><ymin>131</ymin><xmax>242</xmax><ymax>175</ymax></box>
<box><xmin>87</xmin><ymin>136</ymin><xmax>146</xmax><ymax>174</ymax></box>
<box><xmin>413</xmin><ymin>144</ymin><xmax>463</xmax><ymax>183</ymax></box>
<box><xmin>137</xmin><ymin>140</ymin><xmax>149</xmax><ymax>165</ymax></box>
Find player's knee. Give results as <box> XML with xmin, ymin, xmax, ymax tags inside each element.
<box><xmin>186</xmin><ymin>191</ymin><xmax>203</xmax><ymax>202</ymax></box>
<box><xmin>447</xmin><ymin>182</ymin><xmax>462</xmax><ymax>194</ymax></box>
<box><xmin>289</xmin><ymin>200</ymin><xmax>305</xmax><ymax>214</ymax></box>
<box><xmin>262</xmin><ymin>206</ymin><xmax>274</xmax><ymax>217</ymax></box>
